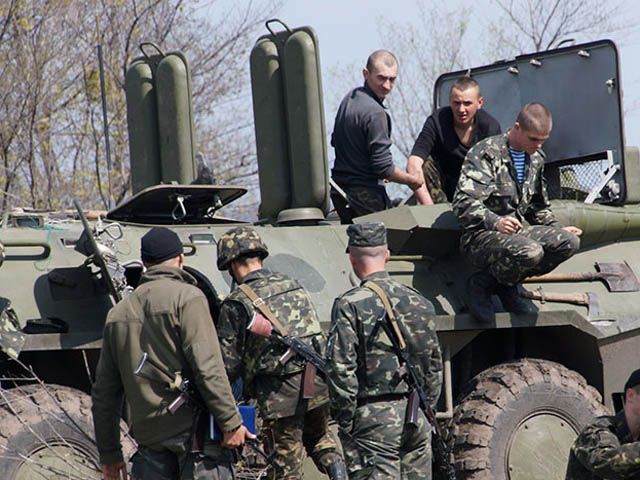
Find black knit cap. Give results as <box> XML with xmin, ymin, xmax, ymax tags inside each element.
<box><xmin>624</xmin><ymin>368</ymin><xmax>640</xmax><ymax>391</ymax></box>
<box><xmin>141</xmin><ymin>227</ymin><xmax>183</xmax><ymax>264</ymax></box>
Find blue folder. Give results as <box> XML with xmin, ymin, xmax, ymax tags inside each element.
<box><xmin>210</xmin><ymin>405</ymin><xmax>256</xmax><ymax>441</ymax></box>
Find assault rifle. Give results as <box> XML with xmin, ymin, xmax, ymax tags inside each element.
<box><xmin>134</xmin><ymin>352</ymin><xmax>281</xmax><ymax>472</ymax></box>
<box><xmin>134</xmin><ymin>352</ymin><xmax>198</xmax><ymax>414</ymax></box>
<box><xmin>365</xmin><ymin>282</ymin><xmax>456</xmax><ymax>480</ymax></box>
<box><xmin>247</xmin><ymin>312</ymin><xmax>327</xmax><ymax>374</ymax></box>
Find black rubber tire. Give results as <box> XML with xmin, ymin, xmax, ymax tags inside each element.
<box><xmin>0</xmin><ymin>383</ymin><xmax>133</xmax><ymax>479</ymax></box>
<box><xmin>451</xmin><ymin>358</ymin><xmax>608</xmax><ymax>480</ymax></box>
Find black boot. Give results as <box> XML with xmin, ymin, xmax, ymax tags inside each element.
<box><xmin>496</xmin><ymin>283</ymin><xmax>536</xmax><ymax>314</ymax></box>
<box><xmin>467</xmin><ymin>271</ymin><xmax>498</xmax><ymax>325</ymax></box>
<box><xmin>324</xmin><ymin>461</ymin><xmax>348</xmax><ymax>480</ymax></box>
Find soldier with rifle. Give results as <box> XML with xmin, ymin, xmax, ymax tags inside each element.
<box><xmin>325</xmin><ymin>221</ymin><xmax>447</xmax><ymax>479</ymax></box>
<box><xmin>92</xmin><ymin>227</ymin><xmax>253</xmax><ymax>480</ymax></box>
<box><xmin>215</xmin><ymin>226</ymin><xmax>346</xmax><ymax>480</ymax></box>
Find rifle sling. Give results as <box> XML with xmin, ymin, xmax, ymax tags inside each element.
<box><xmin>238</xmin><ymin>284</ymin><xmax>289</xmax><ymax>336</ymax></box>
<box><xmin>364</xmin><ymin>281</ymin><xmax>407</xmax><ymax>350</ymax></box>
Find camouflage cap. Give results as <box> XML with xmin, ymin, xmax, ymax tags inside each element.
<box><xmin>346</xmin><ymin>222</ymin><xmax>387</xmax><ymax>252</ymax></box>
<box><xmin>217</xmin><ymin>226</ymin><xmax>269</xmax><ymax>271</ymax></box>
<box><xmin>624</xmin><ymin>368</ymin><xmax>640</xmax><ymax>391</ymax></box>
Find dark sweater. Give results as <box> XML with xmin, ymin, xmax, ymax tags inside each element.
<box><xmin>331</xmin><ymin>83</ymin><xmax>395</xmax><ymax>188</ymax></box>
<box><xmin>411</xmin><ymin>106</ymin><xmax>501</xmax><ymax>201</ymax></box>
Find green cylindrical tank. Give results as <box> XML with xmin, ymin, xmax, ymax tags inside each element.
<box><xmin>552</xmin><ymin>201</ymin><xmax>640</xmax><ymax>247</ymax></box>
<box><xmin>283</xmin><ymin>29</ymin><xmax>329</xmax><ymax>214</ymax></box>
<box><xmin>156</xmin><ymin>53</ymin><xmax>196</xmax><ymax>184</ymax></box>
<box><xmin>125</xmin><ymin>60</ymin><xmax>162</xmax><ymax>193</ymax></box>
<box><xmin>250</xmin><ymin>37</ymin><xmax>291</xmax><ymax>220</ymax></box>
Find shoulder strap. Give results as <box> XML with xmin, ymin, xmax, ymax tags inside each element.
<box><xmin>238</xmin><ymin>283</ymin><xmax>289</xmax><ymax>336</ymax></box>
<box><xmin>364</xmin><ymin>281</ymin><xmax>406</xmax><ymax>350</ymax></box>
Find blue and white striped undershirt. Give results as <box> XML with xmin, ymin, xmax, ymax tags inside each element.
<box><xmin>509</xmin><ymin>147</ymin><xmax>527</xmax><ymax>185</ymax></box>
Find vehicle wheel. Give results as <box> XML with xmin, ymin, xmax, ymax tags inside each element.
<box><xmin>451</xmin><ymin>358</ymin><xmax>608</xmax><ymax>480</ymax></box>
<box><xmin>0</xmin><ymin>383</ymin><xmax>134</xmax><ymax>479</ymax></box>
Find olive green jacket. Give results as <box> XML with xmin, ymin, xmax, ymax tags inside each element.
<box><xmin>91</xmin><ymin>266</ymin><xmax>241</xmax><ymax>464</ymax></box>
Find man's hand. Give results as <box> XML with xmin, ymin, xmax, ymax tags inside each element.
<box><xmin>407</xmin><ymin>155</ymin><xmax>434</xmax><ymax>205</ymax></box>
<box><xmin>101</xmin><ymin>462</ymin><xmax>128</xmax><ymax>480</ymax></box>
<box><xmin>405</xmin><ymin>173</ymin><xmax>424</xmax><ymax>191</ymax></box>
<box><xmin>222</xmin><ymin>425</ymin><xmax>256</xmax><ymax>449</ymax></box>
<box><xmin>563</xmin><ymin>225</ymin><xmax>582</xmax><ymax>236</ymax></box>
<box><xmin>385</xmin><ymin>166</ymin><xmax>424</xmax><ymax>191</ymax></box>
<box><xmin>496</xmin><ymin>216</ymin><xmax>523</xmax><ymax>235</ymax></box>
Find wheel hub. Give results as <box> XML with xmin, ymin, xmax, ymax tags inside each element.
<box><xmin>507</xmin><ymin>411</ymin><xmax>579</xmax><ymax>480</ymax></box>
<box><xmin>15</xmin><ymin>441</ymin><xmax>100</xmax><ymax>480</ymax></box>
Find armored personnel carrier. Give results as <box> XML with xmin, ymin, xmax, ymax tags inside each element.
<box><xmin>0</xmin><ymin>22</ymin><xmax>636</xmax><ymax>479</ymax></box>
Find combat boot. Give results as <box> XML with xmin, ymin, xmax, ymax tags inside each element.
<box><xmin>496</xmin><ymin>283</ymin><xmax>535</xmax><ymax>314</ymax></box>
<box><xmin>467</xmin><ymin>271</ymin><xmax>498</xmax><ymax>325</ymax></box>
<box><xmin>324</xmin><ymin>462</ymin><xmax>348</xmax><ymax>480</ymax></box>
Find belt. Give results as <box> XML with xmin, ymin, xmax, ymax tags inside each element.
<box><xmin>356</xmin><ymin>392</ymin><xmax>409</xmax><ymax>407</ymax></box>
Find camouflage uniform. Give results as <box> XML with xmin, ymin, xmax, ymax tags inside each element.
<box><xmin>565</xmin><ymin>410</ymin><xmax>640</xmax><ymax>479</ymax></box>
<box><xmin>326</xmin><ymin>223</ymin><xmax>443</xmax><ymax>479</ymax></box>
<box><xmin>216</xmin><ymin>227</ymin><xmax>343</xmax><ymax>480</ymax></box>
<box><xmin>330</xmin><ymin>185</ymin><xmax>392</xmax><ymax>224</ymax></box>
<box><xmin>453</xmin><ymin>132</ymin><xmax>580</xmax><ymax>285</ymax></box>
<box><xmin>421</xmin><ymin>157</ymin><xmax>448</xmax><ymax>204</ymax></box>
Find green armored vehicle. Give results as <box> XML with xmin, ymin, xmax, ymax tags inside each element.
<box><xmin>0</xmin><ymin>24</ymin><xmax>637</xmax><ymax>478</ymax></box>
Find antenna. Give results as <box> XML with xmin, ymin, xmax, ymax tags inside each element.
<box><xmin>97</xmin><ymin>43</ymin><xmax>114</xmax><ymax>210</ymax></box>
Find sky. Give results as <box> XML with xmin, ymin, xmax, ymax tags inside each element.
<box><xmin>269</xmin><ymin>0</ymin><xmax>640</xmax><ymax>148</ymax></box>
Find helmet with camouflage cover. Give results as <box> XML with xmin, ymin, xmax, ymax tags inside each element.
<box><xmin>217</xmin><ymin>226</ymin><xmax>269</xmax><ymax>270</ymax></box>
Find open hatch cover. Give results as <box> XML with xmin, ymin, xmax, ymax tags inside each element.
<box><xmin>434</xmin><ymin>40</ymin><xmax>624</xmax><ymax>167</ymax></box>
<box><xmin>106</xmin><ymin>184</ymin><xmax>247</xmax><ymax>224</ymax></box>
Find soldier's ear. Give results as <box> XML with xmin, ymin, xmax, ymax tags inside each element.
<box><xmin>384</xmin><ymin>249</ymin><xmax>391</xmax><ymax>263</ymax></box>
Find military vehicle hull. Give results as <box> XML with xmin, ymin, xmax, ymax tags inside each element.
<box><xmin>0</xmin><ymin>33</ymin><xmax>638</xmax><ymax>480</ymax></box>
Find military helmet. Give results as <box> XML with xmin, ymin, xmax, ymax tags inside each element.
<box><xmin>217</xmin><ymin>226</ymin><xmax>269</xmax><ymax>271</ymax></box>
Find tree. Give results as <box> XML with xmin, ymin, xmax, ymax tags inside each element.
<box><xmin>0</xmin><ymin>0</ymin><xmax>281</xmax><ymax>216</ymax></box>
<box><xmin>487</xmin><ymin>0</ymin><xmax>631</xmax><ymax>58</ymax></box>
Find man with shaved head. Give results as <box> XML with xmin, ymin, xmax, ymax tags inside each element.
<box><xmin>407</xmin><ymin>77</ymin><xmax>501</xmax><ymax>204</ymax></box>
<box><xmin>330</xmin><ymin>50</ymin><xmax>423</xmax><ymax>223</ymax></box>
<box><xmin>453</xmin><ymin>103</ymin><xmax>583</xmax><ymax>324</ymax></box>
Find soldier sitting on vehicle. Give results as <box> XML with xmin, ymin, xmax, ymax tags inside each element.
<box><xmin>452</xmin><ymin>103</ymin><xmax>583</xmax><ymax>324</ymax></box>
<box><xmin>565</xmin><ymin>368</ymin><xmax>640</xmax><ymax>479</ymax></box>
<box><xmin>215</xmin><ymin>226</ymin><xmax>346</xmax><ymax>480</ymax></box>
<box><xmin>330</xmin><ymin>50</ymin><xmax>423</xmax><ymax>223</ymax></box>
<box><xmin>407</xmin><ymin>77</ymin><xmax>501</xmax><ymax>205</ymax></box>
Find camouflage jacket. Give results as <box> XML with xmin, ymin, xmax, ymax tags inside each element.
<box><xmin>453</xmin><ymin>132</ymin><xmax>559</xmax><ymax>231</ymax></box>
<box><xmin>217</xmin><ymin>268</ymin><xmax>329</xmax><ymax>420</ymax></box>
<box><xmin>92</xmin><ymin>266</ymin><xmax>241</xmax><ymax>464</ymax></box>
<box><xmin>325</xmin><ymin>271</ymin><xmax>443</xmax><ymax>433</ymax></box>
<box><xmin>565</xmin><ymin>410</ymin><xmax>640</xmax><ymax>479</ymax></box>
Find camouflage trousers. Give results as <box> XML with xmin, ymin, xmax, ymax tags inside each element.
<box><xmin>460</xmin><ymin>224</ymin><xmax>580</xmax><ymax>285</ymax></box>
<box><xmin>330</xmin><ymin>184</ymin><xmax>391</xmax><ymax>224</ymax></box>
<box><xmin>262</xmin><ymin>404</ymin><xmax>343</xmax><ymax>480</ymax></box>
<box><xmin>131</xmin><ymin>445</ymin><xmax>236</xmax><ymax>480</ymax></box>
<box><xmin>422</xmin><ymin>156</ymin><xmax>449</xmax><ymax>204</ymax></box>
<box><xmin>340</xmin><ymin>398</ymin><xmax>431</xmax><ymax>480</ymax></box>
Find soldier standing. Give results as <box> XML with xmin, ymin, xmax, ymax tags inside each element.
<box><xmin>565</xmin><ymin>369</ymin><xmax>640</xmax><ymax>479</ymax></box>
<box><xmin>325</xmin><ymin>222</ymin><xmax>443</xmax><ymax>479</ymax></box>
<box><xmin>453</xmin><ymin>103</ymin><xmax>583</xmax><ymax>324</ymax></box>
<box><xmin>92</xmin><ymin>227</ymin><xmax>252</xmax><ymax>480</ymax></box>
<box><xmin>215</xmin><ymin>226</ymin><xmax>346</xmax><ymax>480</ymax></box>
